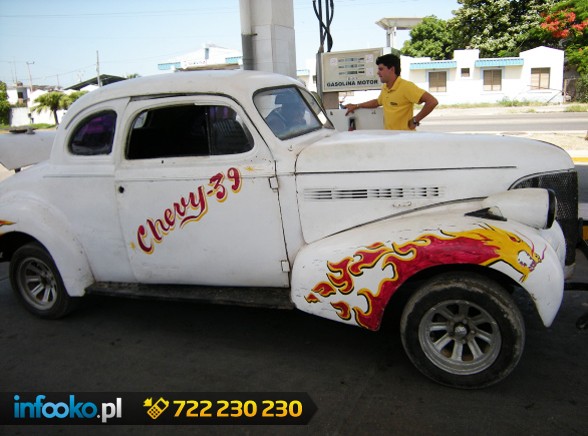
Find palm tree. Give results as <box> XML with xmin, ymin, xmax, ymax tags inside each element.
<box><xmin>61</xmin><ymin>91</ymin><xmax>87</xmax><ymax>109</ymax></box>
<box><xmin>33</xmin><ymin>91</ymin><xmax>65</xmax><ymax>125</ymax></box>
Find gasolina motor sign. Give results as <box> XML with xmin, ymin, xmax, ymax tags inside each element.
<box><xmin>322</xmin><ymin>48</ymin><xmax>383</xmax><ymax>92</ymax></box>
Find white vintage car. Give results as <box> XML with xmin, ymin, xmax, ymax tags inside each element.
<box><xmin>0</xmin><ymin>70</ymin><xmax>579</xmax><ymax>388</ymax></box>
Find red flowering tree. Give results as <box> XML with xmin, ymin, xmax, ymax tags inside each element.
<box><xmin>542</xmin><ymin>8</ymin><xmax>587</xmax><ymax>39</ymax></box>
<box><xmin>541</xmin><ymin>1</ymin><xmax>588</xmax><ymax>75</ymax></box>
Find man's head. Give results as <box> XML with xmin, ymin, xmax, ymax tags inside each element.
<box><xmin>376</xmin><ymin>54</ymin><xmax>401</xmax><ymax>84</ymax></box>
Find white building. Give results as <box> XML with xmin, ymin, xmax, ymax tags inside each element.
<box><xmin>158</xmin><ymin>44</ymin><xmax>242</xmax><ymax>71</ymax></box>
<box><xmin>405</xmin><ymin>46</ymin><xmax>565</xmax><ymax>105</ymax></box>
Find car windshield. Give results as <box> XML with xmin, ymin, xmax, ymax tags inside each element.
<box><xmin>254</xmin><ymin>87</ymin><xmax>333</xmax><ymax>140</ymax></box>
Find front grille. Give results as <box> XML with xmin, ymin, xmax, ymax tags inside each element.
<box><xmin>511</xmin><ymin>170</ymin><xmax>578</xmax><ymax>265</ymax></box>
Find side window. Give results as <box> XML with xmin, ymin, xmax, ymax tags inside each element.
<box><xmin>69</xmin><ymin>111</ymin><xmax>116</xmax><ymax>155</ymax></box>
<box><xmin>126</xmin><ymin>104</ymin><xmax>253</xmax><ymax>160</ymax></box>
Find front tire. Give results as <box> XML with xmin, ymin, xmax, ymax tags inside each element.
<box><xmin>9</xmin><ymin>243</ymin><xmax>77</xmax><ymax>319</ymax></box>
<box><xmin>400</xmin><ymin>272</ymin><xmax>525</xmax><ymax>389</ymax></box>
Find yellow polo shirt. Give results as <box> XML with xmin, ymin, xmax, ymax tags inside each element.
<box><xmin>377</xmin><ymin>77</ymin><xmax>425</xmax><ymax>130</ymax></box>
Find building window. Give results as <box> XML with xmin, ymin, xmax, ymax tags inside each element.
<box><xmin>429</xmin><ymin>71</ymin><xmax>447</xmax><ymax>92</ymax></box>
<box><xmin>531</xmin><ymin>68</ymin><xmax>550</xmax><ymax>90</ymax></box>
<box><xmin>483</xmin><ymin>69</ymin><xmax>502</xmax><ymax>91</ymax></box>
<box><xmin>461</xmin><ymin>68</ymin><xmax>470</xmax><ymax>78</ymax></box>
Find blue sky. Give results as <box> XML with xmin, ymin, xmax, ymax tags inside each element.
<box><xmin>0</xmin><ymin>0</ymin><xmax>459</xmax><ymax>88</ymax></box>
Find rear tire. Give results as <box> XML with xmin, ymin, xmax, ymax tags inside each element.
<box><xmin>400</xmin><ymin>272</ymin><xmax>525</xmax><ymax>389</ymax></box>
<box><xmin>10</xmin><ymin>243</ymin><xmax>78</xmax><ymax>319</ymax></box>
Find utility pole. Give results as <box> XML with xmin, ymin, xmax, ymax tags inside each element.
<box><xmin>26</xmin><ymin>61</ymin><xmax>35</xmax><ymax>92</ymax></box>
<box><xmin>96</xmin><ymin>50</ymin><xmax>102</xmax><ymax>87</ymax></box>
<box><xmin>25</xmin><ymin>61</ymin><xmax>35</xmax><ymax>125</ymax></box>
<box><xmin>11</xmin><ymin>58</ymin><xmax>18</xmax><ymax>84</ymax></box>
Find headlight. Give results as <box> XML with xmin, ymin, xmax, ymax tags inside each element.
<box><xmin>467</xmin><ymin>188</ymin><xmax>556</xmax><ymax>229</ymax></box>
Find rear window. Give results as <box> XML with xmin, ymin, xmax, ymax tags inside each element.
<box><xmin>69</xmin><ymin>111</ymin><xmax>116</xmax><ymax>155</ymax></box>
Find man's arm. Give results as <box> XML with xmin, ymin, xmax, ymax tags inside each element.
<box><xmin>345</xmin><ymin>99</ymin><xmax>380</xmax><ymax>116</ymax></box>
<box><xmin>409</xmin><ymin>91</ymin><xmax>438</xmax><ymax>129</ymax></box>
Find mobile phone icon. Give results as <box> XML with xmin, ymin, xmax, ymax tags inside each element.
<box><xmin>146</xmin><ymin>397</ymin><xmax>169</xmax><ymax>420</ymax></box>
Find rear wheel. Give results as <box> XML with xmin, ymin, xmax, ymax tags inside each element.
<box><xmin>400</xmin><ymin>272</ymin><xmax>525</xmax><ymax>389</ymax></box>
<box><xmin>10</xmin><ymin>243</ymin><xmax>77</xmax><ymax>319</ymax></box>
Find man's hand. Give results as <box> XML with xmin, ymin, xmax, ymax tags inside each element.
<box><xmin>408</xmin><ymin>117</ymin><xmax>419</xmax><ymax>130</ymax></box>
<box><xmin>345</xmin><ymin>104</ymin><xmax>359</xmax><ymax>116</ymax></box>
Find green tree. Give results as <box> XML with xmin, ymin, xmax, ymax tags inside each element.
<box><xmin>33</xmin><ymin>92</ymin><xmax>65</xmax><ymax>125</ymax></box>
<box><xmin>61</xmin><ymin>91</ymin><xmax>88</xmax><ymax>109</ymax></box>
<box><xmin>449</xmin><ymin>0</ymin><xmax>556</xmax><ymax>57</ymax></box>
<box><xmin>402</xmin><ymin>16</ymin><xmax>455</xmax><ymax>60</ymax></box>
<box><xmin>0</xmin><ymin>81</ymin><xmax>10</xmax><ymax>125</ymax></box>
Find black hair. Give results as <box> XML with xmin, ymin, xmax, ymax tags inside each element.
<box><xmin>376</xmin><ymin>53</ymin><xmax>401</xmax><ymax>76</ymax></box>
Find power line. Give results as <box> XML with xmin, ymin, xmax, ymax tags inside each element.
<box><xmin>0</xmin><ymin>6</ymin><xmax>237</xmax><ymax>19</ymax></box>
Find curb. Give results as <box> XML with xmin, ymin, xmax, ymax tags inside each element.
<box><xmin>567</xmin><ymin>150</ymin><xmax>588</xmax><ymax>164</ymax></box>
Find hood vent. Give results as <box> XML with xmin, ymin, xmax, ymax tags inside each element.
<box><xmin>304</xmin><ymin>186</ymin><xmax>444</xmax><ymax>201</ymax></box>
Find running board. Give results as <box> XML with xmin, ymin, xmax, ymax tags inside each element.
<box><xmin>85</xmin><ymin>282</ymin><xmax>295</xmax><ymax>310</ymax></box>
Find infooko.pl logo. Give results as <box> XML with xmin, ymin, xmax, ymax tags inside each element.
<box><xmin>8</xmin><ymin>394</ymin><xmax>122</xmax><ymax>424</ymax></box>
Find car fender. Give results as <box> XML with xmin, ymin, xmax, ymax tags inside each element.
<box><xmin>291</xmin><ymin>212</ymin><xmax>564</xmax><ymax>331</ymax></box>
<box><xmin>0</xmin><ymin>193</ymin><xmax>94</xmax><ymax>297</ymax></box>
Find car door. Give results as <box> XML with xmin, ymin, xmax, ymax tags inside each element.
<box><xmin>114</xmin><ymin>95</ymin><xmax>289</xmax><ymax>287</ymax></box>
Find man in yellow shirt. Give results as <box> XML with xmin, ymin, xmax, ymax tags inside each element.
<box><xmin>345</xmin><ymin>54</ymin><xmax>438</xmax><ymax>130</ymax></box>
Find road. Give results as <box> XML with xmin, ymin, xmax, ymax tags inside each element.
<box><xmin>422</xmin><ymin>111</ymin><xmax>587</xmax><ymax>133</ymax></box>
<box><xmin>1</xmin><ymin>265</ymin><xmax>587</xmax><ymax>435</ymax></box>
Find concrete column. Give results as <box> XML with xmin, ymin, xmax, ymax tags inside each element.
<box><xmin>240</xmin><ymin>0</ymin><xmax>297</xmax><ymax>78</ymax></box>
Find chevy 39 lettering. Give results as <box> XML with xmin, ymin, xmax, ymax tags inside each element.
<box><xmin>0</xmin><ymin>71</ymin><xmax>578</xmax><ymax>388</ymax></box>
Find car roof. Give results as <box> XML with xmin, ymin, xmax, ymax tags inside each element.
<box><xmin>67</xmin><ymin>70</ymin><xmax>301</xmax><ymax>114</ymax></box>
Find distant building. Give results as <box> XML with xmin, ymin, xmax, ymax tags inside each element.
<box><xmin>6</xmin><ymin>83</ymin><xmax>30</xmax><ymax>105</ymax></box>
<box><xmin>404</xmin><ymin>46</ymin><xmax>565</xmax><ymax>105</ymax></box>
<box><xmin>158</xmin><ymin>44</ymin><xmax>242</xmax><ymax>72</ymax></box>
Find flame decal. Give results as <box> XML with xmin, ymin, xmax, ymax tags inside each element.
<box><xmin>331</xmin><ymin>301</ymin><xmax>352</xmax><ymax>320</ymax></box>
<box><xmin>309</xmin><ymin>224</ymin><xmax>544</xmax><ymax>331</ymax></box>
<box><xmin>305</xmin><ymin>293</ymin><xmax>321</xmax><ymax>304</ymax></box>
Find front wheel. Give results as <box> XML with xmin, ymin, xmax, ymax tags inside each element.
<box><xmin>400</xmin><ymin>272</ymin><xmax>525</xmax><ymax>389</ymax></box>
<box><xmin>9</xmin><ymin>243</ymin><xmax>78</xmax><ymax>319</ymax></box>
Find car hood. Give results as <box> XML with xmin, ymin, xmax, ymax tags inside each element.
<box><xmin>294</xmin><ymin>130</ymin><xmax>574</xmax><ymax>243</ymax></box>
<box><xmin>295</xmin><ymin>130</ymin><xmax>572</xmax><ymax>174</ymax></box>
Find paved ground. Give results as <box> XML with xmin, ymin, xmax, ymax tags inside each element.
<box><xmin>1</xmin><ymin>260</ymin><xmax>587</xmax><ymax>436</ymax></box>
